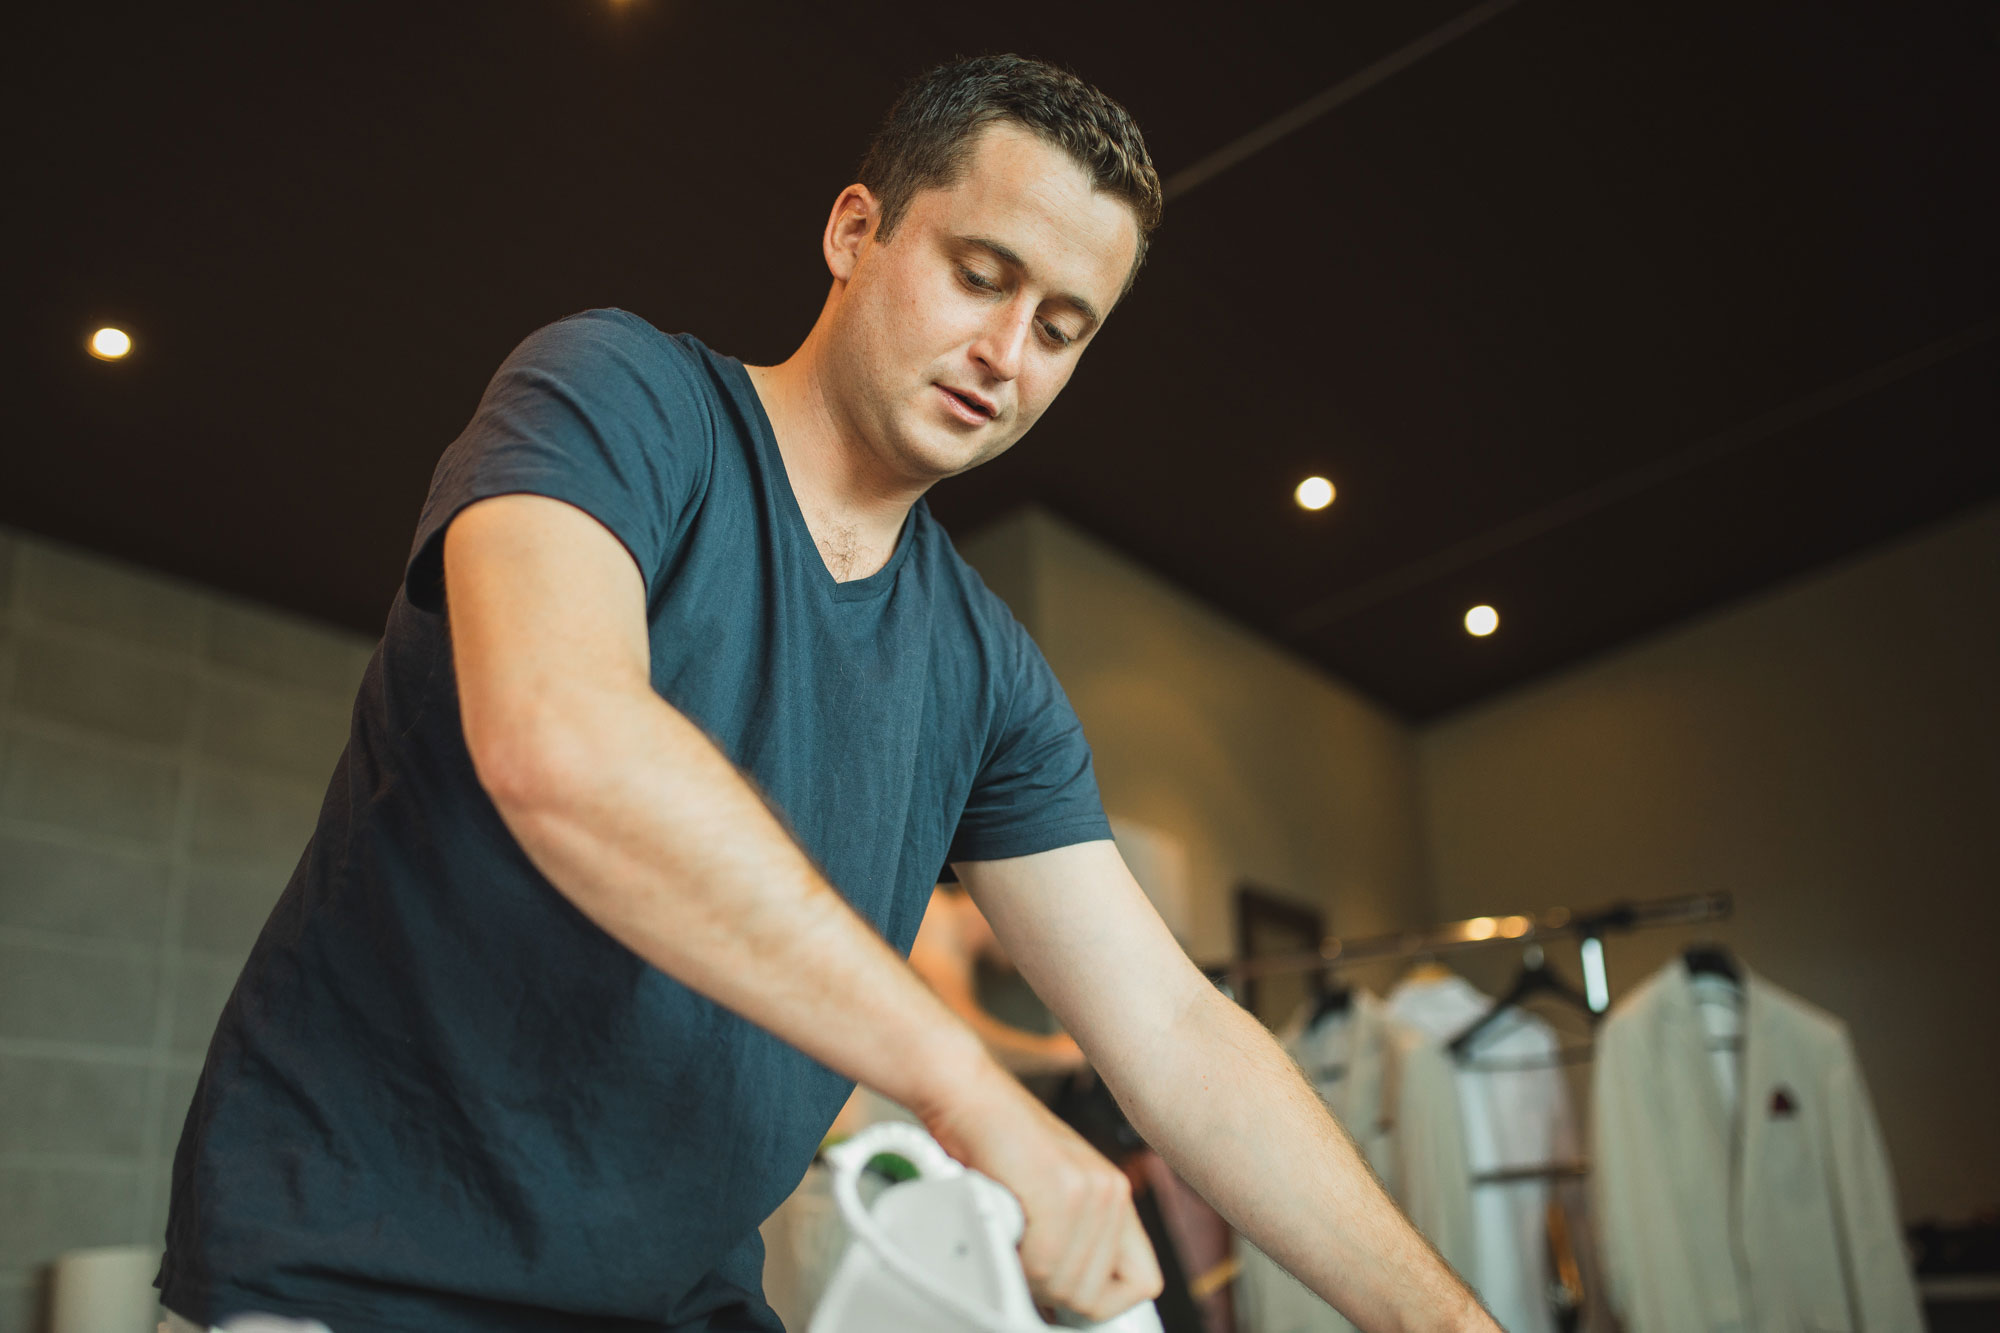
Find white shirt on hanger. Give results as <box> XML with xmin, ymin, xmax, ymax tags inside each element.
<box><xmin>1387</xmin><ymin>972</ymin><xmax>1580</xmax><ymax>1333</ymax></box>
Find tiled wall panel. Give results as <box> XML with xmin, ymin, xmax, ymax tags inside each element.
<box><xmin>0</xmin><ymin>939</ymin><xmax>159</xmax><ymax>1048</ymax></box>
<box><xmin>0</xmin><ymin>524</ymin><xmax>376</xmax><ymax>1319</ymax></box>
<box><xmin>9</xmin><ymin>635</ymin><xmax>197</xmax><ymax>747</ymax></box>
<box><xmin>0</xmin><ymin>837</ymin><xmax>170</xmax><ymax>943</ymax></box>
<box><xmin>0</xmin><ymin>731</ymin><xmax>180</xmax><ymax>846</ymax></box>
<box><xmin>0</xmin><ymin>1054</ymin><xmax>150</xmax><ymax>1158</ymax></box>
<box><xmin>16</xmin><ymin>546</ymin><xmax>206</xmax><ymax>655</ymax></box>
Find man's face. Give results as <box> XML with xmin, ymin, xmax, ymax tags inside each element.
<box><xmin>824</xmin><ymin>121</ymin><xmax>1141</xmax><ymax>486</ymax></box>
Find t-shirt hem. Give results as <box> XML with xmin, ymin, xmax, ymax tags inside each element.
<box><xmin>948</xmin><ymin>813</ymin><xmax>1113</xmax><ymax>866</ymax></box>
<box><xmin>404</xmin><ymin>481</ymin><xmax>655</xmax><ymax>614</ymax></box>
<box><xmin>162</xmin><ymin>1274</ymin><xmax>441</xmax><ymax>1333</ymax></box>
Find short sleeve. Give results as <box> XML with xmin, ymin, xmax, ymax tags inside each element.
<box><xmin>948</xmin><ymin>628</ymin><xmax>1112</xmax><ymax>865</ymax></box>
<box><xmin>404</xmin><ymin>309</ymin><xmax>712</xmax><ymax>614</ymax></box>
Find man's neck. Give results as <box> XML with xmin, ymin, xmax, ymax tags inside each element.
<box><xmin>744</xmin><ymin>348</ymin><xmax>920</xmax><ymax>584</ymax></box>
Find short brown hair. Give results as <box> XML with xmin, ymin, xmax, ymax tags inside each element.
<box><xmin>856</xmin><ymin>54</ymin><xmax>1164</xmax><ymax>296</ymax></box>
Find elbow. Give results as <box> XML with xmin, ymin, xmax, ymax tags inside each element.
<box><xmin>463</xmin><ymin>695</ymin><xmax>598</xmax><ymax>822</ymax></box>
<box><xmin>467</xmin><ymin>730</ymin><xmax>548</xmax><ymax>818</ymax></box>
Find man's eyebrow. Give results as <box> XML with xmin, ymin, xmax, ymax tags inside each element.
<box><xmin>961</xmin><ymin>235</ymin><xmax>1102</xmax><ymax>331</ymax></box>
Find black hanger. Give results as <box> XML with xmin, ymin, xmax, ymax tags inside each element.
<box><xmin>1683</xmin><ymin>942</ymin><xmax>1741</xmax><ymax>984</ymax></box>
<box><xmin>1448</xmin><ymin>945</ymin><xmax>1597</xmax><ymax>1059</ymax></box>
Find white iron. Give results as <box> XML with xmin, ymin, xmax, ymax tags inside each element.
<box><xmin>807</xmin><ymin>1122</ymin><xmax>1165</xmax><ymax>1333</ymax></box>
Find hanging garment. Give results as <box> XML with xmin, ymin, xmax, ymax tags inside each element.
<box><xmin>1593</xmin><ymin>961</ymin><xmax>1922</xmax><ymax>1333</ymax></box>
<box><xmin>1388</xmin><ymin>973</ymin><xmax>1581</xmax><ymax>1333</ymax></box>
<box><xmin>1234</xmin><ymin>991</ymin><xmax>1401</xmax><ymax>1333</ymax></box>
<box><xmin>1140</xmin><ymin>1153</ymin><xmax>1238</xmax><ymax>1333</ymax></box>
<box><xmin>1232</xmin><ymin>990</ymin><xmax>1480</xmax><ymax>1333</ymax></box>
<box><xmin>1390</xmin><ymin>1022</ymin><xmax>1478</xmax><ymax>1286</ymax></box>
<box><xmin>1288</xmin><ymin>990</ymin><xmax>1401</xmax><ymax>1191</ymax></box>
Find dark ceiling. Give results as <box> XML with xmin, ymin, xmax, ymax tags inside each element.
<box><xmin>12</xmin><ymin>0</ymin><xmax>1998</xmax><ymax>720</ymax></box>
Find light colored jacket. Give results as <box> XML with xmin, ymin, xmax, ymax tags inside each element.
<box><xmin>1593</xmin><ymin>962</ymin><xmax>1923</xmax><ymax>1333</ymax></box>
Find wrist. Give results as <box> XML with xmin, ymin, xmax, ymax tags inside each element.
<box><xmin>1433</xmin><ymin>1295</ymin><xmax>1499</xmax><ymax>1333</ymax></box>
<box><xmin>897</xmin><ymin>1022</ymin><xmax>1004</xmax><ymax>1127</ymax></box>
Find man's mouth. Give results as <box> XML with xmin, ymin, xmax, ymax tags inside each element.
<box><xmin>939</xmin><ymin>385</ymin><xmax>997</xmax><ymax>422</ymax></box>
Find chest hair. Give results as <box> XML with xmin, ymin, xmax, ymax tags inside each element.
<box><xmin>816</xmin><ymin>523</ymin><xmax>861</xmax><ymax>582</ymax></box>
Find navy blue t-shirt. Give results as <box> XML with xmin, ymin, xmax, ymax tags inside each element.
<box><xmin>160</xmin><ymin>309</ymin><xmax>1111</xmax><ymax>1333</ymax></box>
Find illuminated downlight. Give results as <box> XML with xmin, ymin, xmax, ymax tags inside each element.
<box><xmin>89</xmin><ymin>328</ymin><xmax>132</xmax><ymax>361</ymax></box>
<box><xmin>1294</xmin><ymin>476</ymin><xmax>1335</xmax><ymax>510</ymax></box>
<box><xmin>1464</xmin><ymin>605</ymin><xmax>1499</xmax><ymax>637</ymax></box>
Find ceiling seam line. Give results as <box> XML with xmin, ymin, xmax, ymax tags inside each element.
<box><xmin>1284</xmin><ymin>314</ymin><xmax>2000</xmax><ymax>638</ymax></box>
<box><xmin>1161</xmin><ymin>0</ymin><xmax>1528</xmax><ymax>202</ymax></box>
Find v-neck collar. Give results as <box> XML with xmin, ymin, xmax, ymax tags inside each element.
<box><xmin>724</xmin><ymin>356</ymin><xmax>917</xmax><ymax>602</ymax></box>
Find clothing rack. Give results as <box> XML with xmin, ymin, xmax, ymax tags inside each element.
<box><xmin>1231</xmin><ymin>891</ymin><xmax>1736</xmax><ymax>1190</ymax></box>
<box><xmin>1474</xmin><ymin>1161</ymin><xmax>1590</xmax><ymax>1186</ymax></box>
<box><xmin>1225</xmin><ymin>890</ymin><xmax>1734</xmax><ymax>1013</ymax></box>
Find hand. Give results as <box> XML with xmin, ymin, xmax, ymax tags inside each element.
<box><xmin>919</xmin><ymin>1062</ymin><xmax>1163</xmax><ymax>1323</ymax></box>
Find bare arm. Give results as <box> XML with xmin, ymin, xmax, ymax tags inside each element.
<box><xmin>443</xmin><ymin>494</ymin><xmax>1157</xmax><ymax>1320</ymax></box>
<box><xmin>958</xmin><ymin>840</ymin><xmax>1496</xmax><ymax>1333</ymax></box>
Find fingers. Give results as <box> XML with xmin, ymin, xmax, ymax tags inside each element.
<box><xmin>918</xmin><ymin>1070</ymin><xmax>1162</xmax><ymax>1323</ymax></box>
<box><xmin>1022</xmin><ymin>1162</ymin><xmax>1163</xmax><ymax>1324</ymax></box>
<box><xmin>1063</xmin><ymin>1202</ymin><xmax>1164</xmax><ymax>1324</ymax></box>
<box><xmin>1110</xmin><ymin>1205</ymin><xmax>1166</xmax><ymax>1309</ymax></box>
<box><xmin>1039</xmin><ymin>1161</ymin><xmax>1125</xmax><ymax>1315</ymax></box>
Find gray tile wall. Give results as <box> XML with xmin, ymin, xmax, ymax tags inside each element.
<box><xmin>0</xmin><ymin>526</ymin><xmax>376</xmax><ymax>1332</ymax></box>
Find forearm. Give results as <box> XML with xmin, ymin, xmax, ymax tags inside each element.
<box><xmin>478</xmin><ymin>680</ymin><xmax>994</xmax><ymax>1119</ymax></box>
<box><xmin>1111</xmin><ymin>987</ymin><xmax>1490</xmax><ymax>1333</ymax></box>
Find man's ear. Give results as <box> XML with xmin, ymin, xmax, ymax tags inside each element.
<box><xmin>823</xmin><ymin>184</ymin><xmax>879</xmax><ymax>282</ymax></box>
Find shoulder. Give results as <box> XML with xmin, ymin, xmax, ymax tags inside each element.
<box><xmin>502</xmin><ymin>308</ymin><xmax>716</xmax><ymax>387</ymax></box>
<box><xmin>901</xmin><ymin>514</ymin><xmax>1067</xmax><ymax>733</ymax></box>
<box><xmin>907</xmin><ymin>510</ymin><xmax>1034</xmax><ymax>646</ymax></box>
<box><xmin>1750</xmin><ymin>974</ymin><xmax>1847</xmax><ymax>1053</ymax></box>
<box><xmin>479</xmin><ymin>309</ymin><xmax>742</xmax><ymax>457</ymax></box>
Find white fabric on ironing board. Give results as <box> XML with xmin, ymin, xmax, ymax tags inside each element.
<box><xmin>161</xmin><ymin>1316</ymin><xmax>331</xmax><ymax>1332</ymax></box>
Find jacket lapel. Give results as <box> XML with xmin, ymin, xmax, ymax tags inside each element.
<box><xmin>1656</xmin><ymin>962</ymin><xmax>1752</xmax><ymax>1330</ymax></box>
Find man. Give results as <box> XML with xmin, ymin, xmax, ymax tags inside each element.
<box><xmin>161</xmin><ymin>54</ymin><xmax>1496</xmax><ymax>1333</ymax></box>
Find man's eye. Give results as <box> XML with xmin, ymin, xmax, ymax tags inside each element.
<box><xmin>961</xmin><ymin>269</ymin><xmax>999</xmax><ymax>292</ymax></box>
<box><xmin>1040</xmin><ymin>321</ymin><xmax>1075</xmax><ymax>349</ymax></box>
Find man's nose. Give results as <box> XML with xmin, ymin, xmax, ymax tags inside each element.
<box><xmin>971</xmin><ymin>303</ymin><xmax>1032</xmax><ymax>382</ymax></box>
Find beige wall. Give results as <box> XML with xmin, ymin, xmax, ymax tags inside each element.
<box><xmin>958</xmin><ymin>508</ymin><xmax>1435</xmax><ymax>966</ymax></box>
<box><xmin>1416</xmin><ymin>502</ymin><xmax>2000</xmax><ymax>1222</ymax></box>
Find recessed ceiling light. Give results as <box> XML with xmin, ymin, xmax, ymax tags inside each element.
<box><xmin>1294</xmin><ymin>476</ymin><xmax>1335</xmax><ymax>510</ymax></box>
<box><xmin>89</xmin><ymin>327</ymin><xmax>132</xmax><ymax>361</ymax></box>
<box><xmin>1465</xmin><ymin>605</ymin><xmax>1499</xmax><ymax>637</ymax></box>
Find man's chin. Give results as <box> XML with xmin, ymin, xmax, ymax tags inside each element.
<box><xmin>885</xmin><ymin>435</ymin><xmax>1011</xmax><ymax>486</ymax></box>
